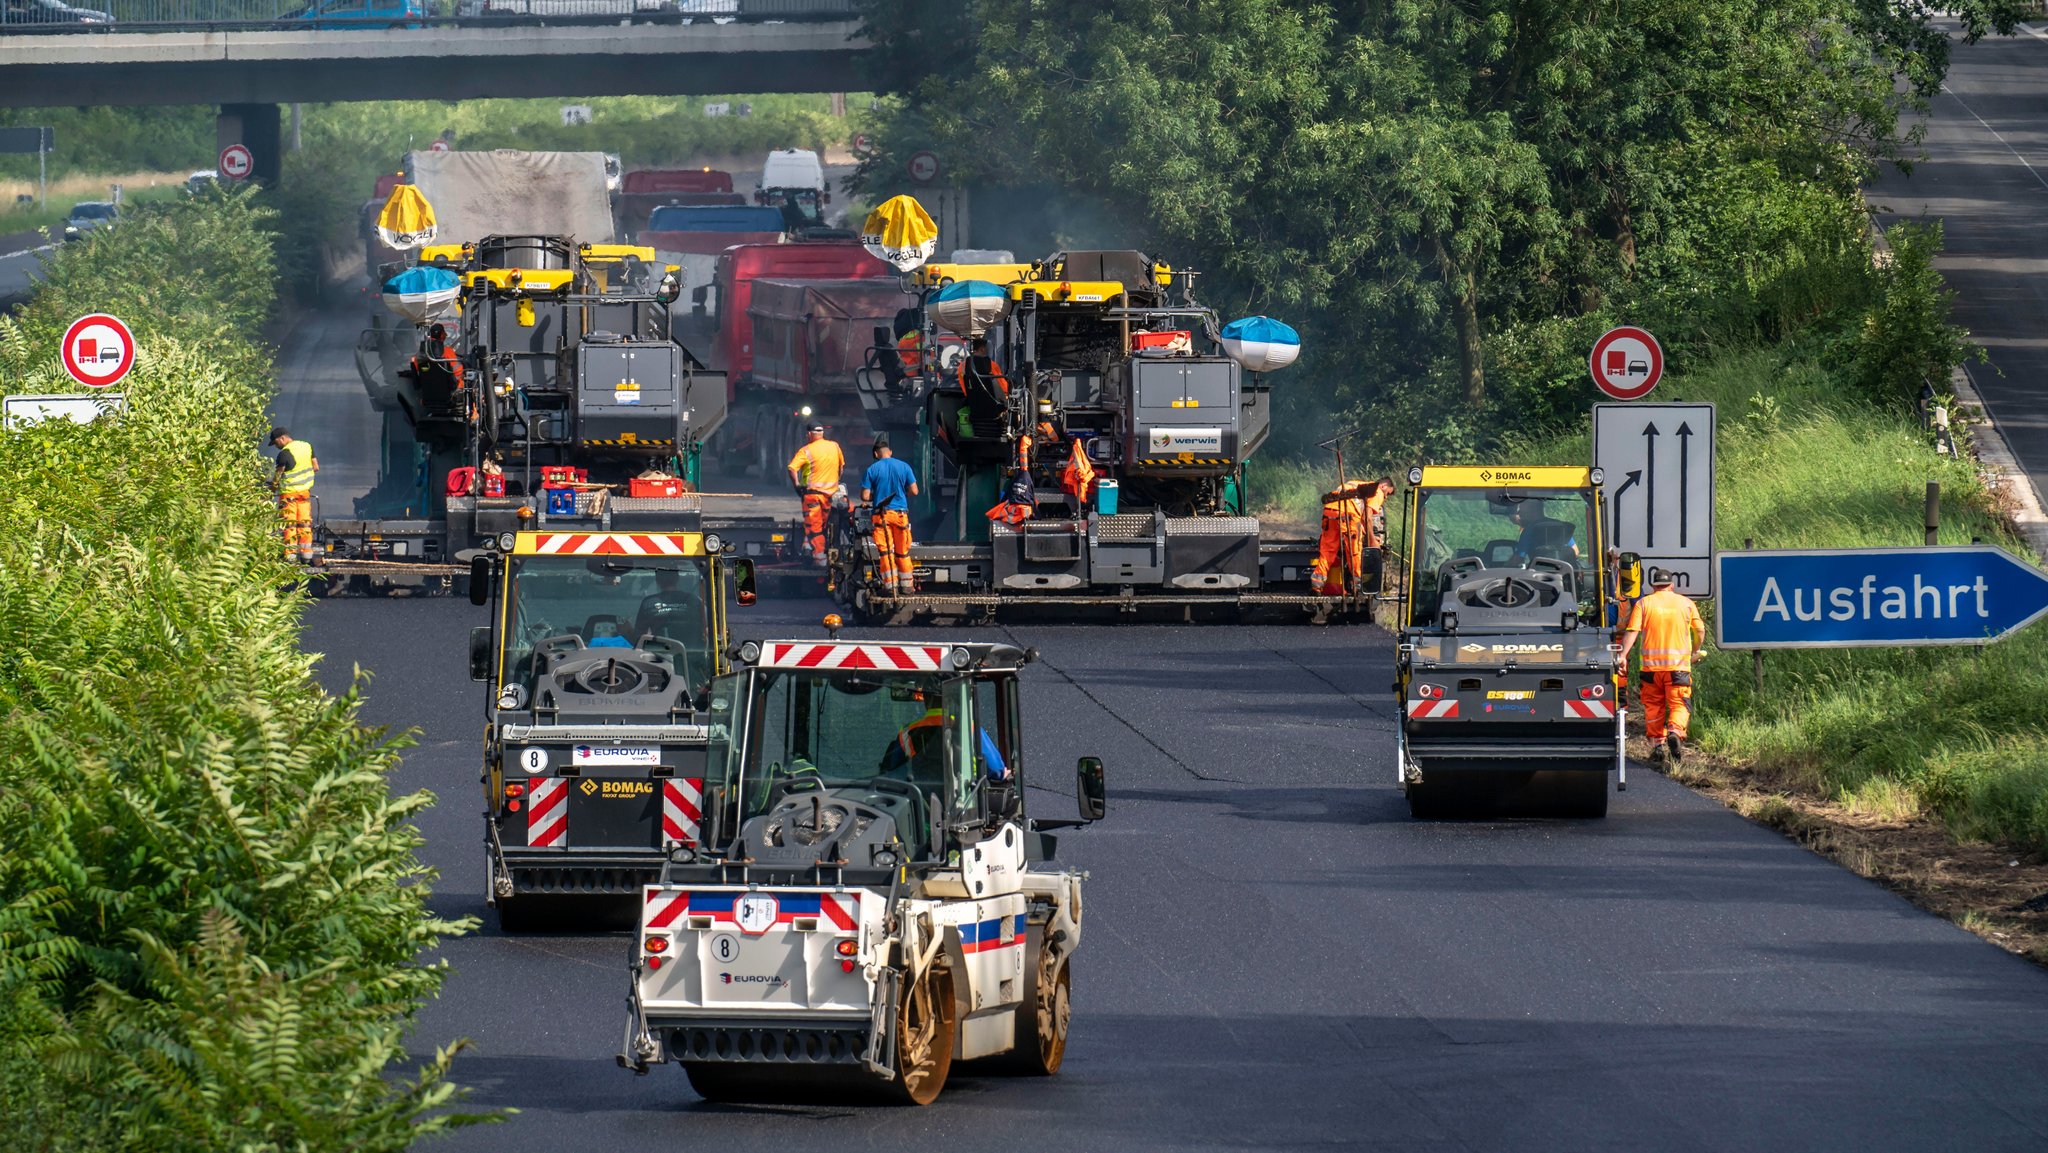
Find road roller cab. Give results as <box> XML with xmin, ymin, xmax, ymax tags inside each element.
<box><xmin>1393</xmin><ymin>466</ymin><xmax>1627</xmax><ymax>818</ymax></box>
<box><xmin>619</xmin><ymin>629</ymin><xmax>1103</xmax><ymax>1104</ymax></box>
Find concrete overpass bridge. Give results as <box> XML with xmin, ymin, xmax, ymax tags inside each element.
<box><xmin>0</xmin><ymin>5</ymin><xmax>867</xmax><ymax>180</ymax></box>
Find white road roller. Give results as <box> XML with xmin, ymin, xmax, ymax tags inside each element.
<box><xmin>617</xmin><ymin>628</ymin><xmax>1105</xmax><ymax>1104</ymax></box>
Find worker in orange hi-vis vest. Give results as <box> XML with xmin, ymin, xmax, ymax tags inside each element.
<box><xmin>1617</xmin><ymin>568</ymin><xmax>1707</xmax><ymax>765</ymax></box>
<box><xmin>269</xmin><ymin>426</ymin><xmax>319</xmax><ymax>565</ymax></box>
<box><xmin>1060</xmin><ymin>437</ymin><xmax>1096</xmax><ymax>508</ymax></box>
<box><xmin>785</xmin><ymin>424</ymin><xmax>845</xmax><ymax>566</ymax></box>
<box><xmin>1311</xmin><ymin>479</ymin><xmax>1373</xmax><ymax>595</ymax></box>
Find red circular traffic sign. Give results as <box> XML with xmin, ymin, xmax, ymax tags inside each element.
<box><xmin>61</xmin><ymin>313</ymin><xmax>136</xmax><ymax>389</ymax></box>
<box><xmin>1589</xmin><ymin>325</ymin><xmax>1663</xmax><ymax>400</ymax></box>
<box><xmin>219</xmin><ymin>143</ymin><xmax>253</xmax><ymax>181</ymax></box>
<box><xmin>429</xmin><ymin>139</ymin><xmax>449</xmax><ymax>153</ymax></box>
<box><xmin>852</xmin><ymin>132</ymin><xmax>872</xmax><ymax>152</ymax></box>
<box><xmin>907</xmin><ymin>150</ymin><xmax>940</xmax><ymax>184</ymax></box>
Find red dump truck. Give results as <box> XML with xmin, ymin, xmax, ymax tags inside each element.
<box><xmin>745</xmin><ymin>277</ymin><xmax>918</xmax><ymax>468</ymax></box>
<box><xmin>708</xmin><ymin>241</ymin><xmax>903</xmax><ymax>473</ymax></box>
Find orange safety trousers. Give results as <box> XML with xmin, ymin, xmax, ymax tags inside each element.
<box><xmin>801</xmin><ymin>492</ymin><xmax>832</xmax><ymax>560</ymax></box>
<box><xmin>872</xmin><ymin>509</ymin><xmax>914</xmax><ymax>591</ymax></box>
<box><xmin>1313</xmin><ymin>503</ymin><xmax>1365</xmax><ymax>595</ymax></box>
<box><xmin>278</xmin><ymin>491</ymin><xmax>314</xmax><ymax>561</ymax></box>
<box><xmin>1638</xmin><ymin>670</ymin><xmax>1692</xmax><ymax>741</ymax></box>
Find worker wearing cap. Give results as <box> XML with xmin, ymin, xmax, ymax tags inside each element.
<box><xmin>861</xmin><ymin>432</ymin><xmax>920</xmax><ymax>595</ymax></box>
<box><xmin>1618</xmin><ymin>569</ymin><xmax>1707</xmax><ymax>764</ymax></box>
<box><xmin>786</xmin><ymin>423</ymin><xmax>845</xmax><ymax>566</ymax></box>
<box><xmin>269</xmin><ymin>427</ymin><xmax>318</xmax><ymax>565</ymax></box>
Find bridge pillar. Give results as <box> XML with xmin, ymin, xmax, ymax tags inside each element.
<box><xmin>217</xmin><ymin>104</ymin><xmax>282</xmax><ymax>186</ymax></box>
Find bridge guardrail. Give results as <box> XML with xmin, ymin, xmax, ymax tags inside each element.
<box><xmin>0</xmin><ymin>0</ymin><xmax>855</xmax><ymax>32</ymax></box>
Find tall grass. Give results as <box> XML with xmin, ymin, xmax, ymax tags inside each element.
<box><xmin>0</xmin><ymin>173</ymin><xmax>192</xmax><ymax>239</ymax></box>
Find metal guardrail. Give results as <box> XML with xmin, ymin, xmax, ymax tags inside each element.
<box><xmin>0</xmin><ymin>0</ymin><xmax>854</xmax><ymax>32</ymax></box>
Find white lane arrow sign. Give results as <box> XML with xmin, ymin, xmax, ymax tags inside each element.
<box><xmin>1593</xmin><ymin>402</ymin><xmax>1717</xmax><ymax>598</ymax></box>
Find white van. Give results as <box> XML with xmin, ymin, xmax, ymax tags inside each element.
<box><xmin>758</xmin><ymin>148</ymin><xmax>825</xmax><ymax>194</ymax></box>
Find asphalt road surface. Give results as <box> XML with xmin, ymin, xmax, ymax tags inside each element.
<box><xmin>270</xmin><ymin>300</ymin><xmax>387</xmax><ymax>513</ymax></box>
<box><xmin>282</xmin><ymin>115</ymin><xmax>2048</xmax><ymax>1144</ymax></box>
<box><xmin>0</xmin><ymin>239</ymin><xmax>48</xmax><ymax>307</ymax></box>
<box><xmin>1869</xmin><ymin>23</ymin><xmax>2048</xmax><ymax>508</ymax></box>
<box><xmin>300</xmin><ymin>595</ymin><xmax>2048</xmax><ymax>1151</ymax></box>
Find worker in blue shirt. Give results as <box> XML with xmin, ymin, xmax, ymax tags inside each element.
<box><xmin>861</xmin><ymin>433</ymin><xmax>921</xmax><ymax>595</ymax></box>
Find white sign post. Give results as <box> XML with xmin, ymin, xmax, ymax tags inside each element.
<box><xmin>1593</xmin><ymin>402</ymin><xmax>1715</xmax><ymax>598</ymax></box>
<box><xmin>3</xmin><ymin>392</ymin><xmax>126</xmax><ymax>429</ymax></box>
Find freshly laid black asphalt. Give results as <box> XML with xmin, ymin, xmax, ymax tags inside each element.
<box><xmin>1870</xmin><ymin>24</ymin><xmax>2048</xmax><ymax>497</ymax></box>
<box><xmin>285</xmin><ymin>38</ymin><xmax>2048</xmax><ymax>1146</ymax></box>
<box><xmin>304</xmin><ymin>593</ymin><xmax>2048</xmax><ymax>1151</ymax></box>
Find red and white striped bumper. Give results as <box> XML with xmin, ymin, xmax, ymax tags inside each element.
<box><xmin>1407</xmin><ymin>698</ymin><xmax>1460</xmax><ymax>719</ymax></box>
<box><xmin>662</xmin><ymin>778</ymin><xmax>703</xmax><ymax>847</ymax></box>
<box><xmin>1564</xmin><ymin>699</ymin><xmax>1616</xmax><ymax>719</ymax></box>
<box><xmin>527</xmin><ymin>777</ymin><xmax>569</xmax><ymax>847</ymax></box>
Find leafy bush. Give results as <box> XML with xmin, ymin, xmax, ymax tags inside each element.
<box><xmin>0</xmin><ymin>195</ymin><xmax>478</xmax><ymax>1149</ymax></box>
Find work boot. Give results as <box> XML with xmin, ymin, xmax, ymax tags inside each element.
<box><xmin>1666</xmin><ymin>732</ymin><xmax>1685</xmax><ymax>764</ymax></box>
<box><xmin>1648</xmin><ymin>741</ymin><xmax>1667</xmax><ymax>765</ymax></box>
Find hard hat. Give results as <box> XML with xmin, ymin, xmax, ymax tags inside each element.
<box><xmin>809</xmin><ymin>423</ymin><xmax>826</xmax><ymax>433</ymax></box>
<box><xmin>1648</xmin><ymin>567</ymin><xmax>1675</xmax><ymax>586</ymax></box>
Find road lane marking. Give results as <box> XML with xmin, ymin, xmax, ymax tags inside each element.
<box><xmin>1940</xmin><ymin>82</ymin><xmax>2048</xmax><ymax>193</ymax></box>
<box><xmin>0</xmin><ymin>243</ymin><xmax>51</xmax><ymax>260</ymax></box>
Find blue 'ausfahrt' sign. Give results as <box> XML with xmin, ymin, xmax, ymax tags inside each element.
<box><xmin>1715</xmin><ymin>546</ymin><xmax>2048</xmax><ymax>649</ymax></box>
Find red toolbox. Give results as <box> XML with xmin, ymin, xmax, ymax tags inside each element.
<box><xmin>629</xmin><ymin>474</ymin><xmax>687</xmax><ymax>498</ymax></box>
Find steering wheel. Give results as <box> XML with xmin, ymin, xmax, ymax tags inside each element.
<box><xmin>1471</xmin><ymin>575</ymin><xmax>1548</xmax><ymax>609</ymax></box>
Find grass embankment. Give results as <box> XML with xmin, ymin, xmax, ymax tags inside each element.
<box><xmin>0</xmin><ymin>172</ymin><xmax>193</xmax><ymax>242</ymax></box>
<box><xmin>0</xmin><ymin>191</ymin><xmax>479</xmax><ymax>1147</ymax></box>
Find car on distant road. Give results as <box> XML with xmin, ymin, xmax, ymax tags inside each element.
<box><xmin>186</xmin><ymin>170</ymin><xmax>220</xmax><ymax>194</ymax></box>
<box><xmin>282</xmin><ymin>0</ymin><xmax>425</xmax><ymax>27</ymax></box>
<box><xmin>62</xmin><ymin>201</ymin><xmax>117</xmax><ymax>242</ymax></box>
<box><xmin>0</xmin><ymin>0</ymin><xmax>110</xmax><ymax>23</ymax></box>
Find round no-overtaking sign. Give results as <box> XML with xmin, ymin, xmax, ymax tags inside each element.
<box><xmin>61</xmin><ymin>313</ymin><xmax>135</xmax><ymax>389</ymax></box>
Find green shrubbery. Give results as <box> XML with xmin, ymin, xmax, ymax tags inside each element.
<box><xmin>0</xmin><ymin>191</ymin><xmax>476</xmax><ymax>1149</ymax></box>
